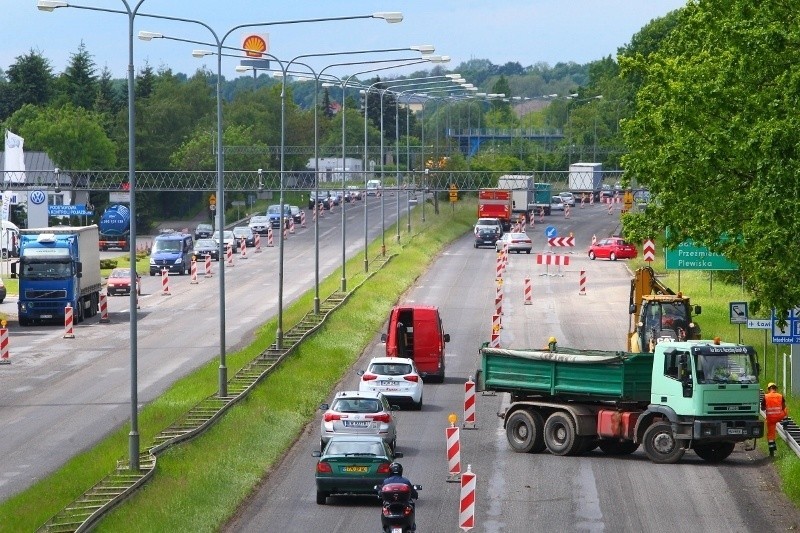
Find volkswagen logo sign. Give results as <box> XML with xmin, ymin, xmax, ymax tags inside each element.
<box><xmin>29</xmin><ymin>190</ymin><xmax>46</xmax><ymax>205</ymax></box>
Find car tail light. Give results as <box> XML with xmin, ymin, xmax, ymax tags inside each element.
<box><xmin>403</xmin><ymin>374</ymin><xmax>419</xmax><ymax>382</ymax></box>
<box><xmin>377</xmin><ymin>462</ymin><xmax>391</xmax><ymax>474</ymax></box>
<box><xmin>316</xmin><ymin>462</ymin><xmax>333</xmax><ymax>473</ymax></box>
<box><xmin>323</xmin><ymin>412</ymin><xmax>342</xmax><ymax>422</ymax></box>
<box><xmin>361</xmin><ymin>373</ymin><xmax>378</xmax><ymax>381</ymax></box>
<box><xmin>369</xmin><ymin>413</ymin><xmax>392</xmax><ymax>423</ymax></box>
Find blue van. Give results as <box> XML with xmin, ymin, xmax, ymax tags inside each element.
<box><xmin>149</xmin><ymin>230</ymin><xmax>194</xmax><ymax>276</ymax></box>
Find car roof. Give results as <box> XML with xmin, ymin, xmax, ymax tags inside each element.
<box><xmin>334</xmin><ymin>390</ymin><xmax>384</xmax><ymax>400</ymax></box>
<box><xmin>368</xmin><ymin>357</ymin><xmax>415</xmax><ymax>365</ymax></box>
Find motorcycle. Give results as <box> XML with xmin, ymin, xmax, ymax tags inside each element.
<box><xmin>376</xmin><ymin>482</ymin><xmax>422</xmax><ymax>533</ymax></box>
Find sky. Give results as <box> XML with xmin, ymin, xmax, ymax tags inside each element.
<box><xmin>2</xmin><ymin>1</ymin><xmax>688</xmax><ymax>82</ymax></box>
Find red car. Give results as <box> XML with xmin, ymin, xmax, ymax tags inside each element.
<box><xmin>588</xmin><ymin>237</ymin><xmax>638</xmax><ymax>261</ymax></box>
<box><xmin>106</xmin><ymin>267</ymin><xmax>141</xmax><ymax>296</ymax></box>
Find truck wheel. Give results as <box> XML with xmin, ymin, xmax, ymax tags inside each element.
<box><xmin>693</xmin><ymin>441</ymin><xmax>735</xmax><ymax>463</ymax></box>
<box><xmin>598</xmin><ymin>439</ymin><xmax>640</xmax><ymax>455</ymax></box>
<box><xmin>505</xmin><ymin>410</ymin><xmax>545</xmax><ymax>453</ymax></box>
<box><xmin>643</xmin><ymin>422</ymin><xmax>685</xmax><ymax>464</ymax></box>
<box><xmin>544</xmin><ymin>412</ymin><xmax>580</xmax><ymax>456</ymax></box>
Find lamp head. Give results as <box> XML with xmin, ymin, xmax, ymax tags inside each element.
<box><xmin>235</xmin><ymin>66</ymin><xmax>251</xmax><ymax>73</ymax></box>
<box><xmin>427</xmin><ymin>55</ymin><xmax>450</xmax><ymax>63</ymax></box>
<box><xmin>192</xmin><ymin>49</ymin><xmax>212</xmax><ymax>58</ymax></box>
<box><xmin>138</xmin><ymin>31</ymin><xmax>163</xmax><ymax>41</ymax></box>
<box><xmin>37</xmin><ymin>0</ymin><xmax>68</xmax><ymax>11</ymax></box>
<box><xmin>410</xmin><ymin>44</ymin><xmax>435</xmax><ymax>55</ymax></box>
<box><xmin>446</xmin><ymin>73</ymin><xmax>462</xmax><ymax>79</ymax></box>
<box><xmin>373</xmin><ymin>11</ymin><xmax>403</xmax><ymax>23</ymax></box>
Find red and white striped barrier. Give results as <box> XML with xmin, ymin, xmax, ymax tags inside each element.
<box><xmin>318</xmin><ymin>203</ymin><xmax>324</xmax><ymax>218</ymax></box>
<box><xmin>491</xmin><ymin>313</ymin><xmax>501</xmax><ymax>347</ymax></box>
<box><xmin>226</xmin><ymin>243</ymin><xmax>234</xmax><ymax>267</ymax></box>
<box><xmin>590</xmin><ymin>193</ymin><xmax>595</xmax><ymax>205</ymax></box>
<box><xmin>446</xmin><ymin>425</ymin><xmax>461</xmax><ymax>482</ymax></box>
<box><xmin>289</xmin><ymin>218</ymin><xmax>295</xmax><ymax>234</ymax></box>
<box><xmin>495</xmin><ymin>297</ymin><xmax>503</xmax><ymax>318</ymax></box>
<box><xmin>204</xmin><ymin>254</ymin><xmax>213</xmax><ymax>278</ymax></box>
<box><xmin>580</xmin><ymin>195</ymin><xmax>586</xmax><ymax>209</ymax></box>
<box><xmin>267</xmin><ymin>227</ymin><xmax>274</xmax><ymax>247</ymax></box>
<box><xmin>99</xmin><ymin>292</ymin><xmax>110</xmax><ymax>323</ymax></box>
<box><xmin>254</xmin><ymin>233</ymin><xmax>262</xmax><ymax>253</ymax></box>
<box><xmin>0</xmin><ymin>327</ymin><xmax>9</xmax><ymax>364</ymax></box>
<box><xmin>300</xmin><ymin>210</ymin><xmax>306</xmax><ymax>228</ymax></box>
<box><xmin>490</xmin><ymin>331</ymin><xmax>500</xmax><ymax>348</ymax></box>
<box><xmin>464</xmin><ymin>378</ymin><xmax>476</xmax><ymax>429</ymax></box>
<box><xmin>459</xmin><ymin>465</ymin><xmax>476</xmax><ymax>531</ymax></box>
<box><xmin>524</xmin><ymin>276</ymin><xmax>532</xmax><ymax>305</ymax></box>
<box><xmin>283</xmin><ymin>227</ymin><xmax>288</xmax><ymax>241</ymax></box>
<box><xmin>579</xmin><ymin>270</ymin><xmax>587</xmax><ymax>295</ymax></box>
<box><xmin>64</xmin><ymin>304</ymin><xmax>75</xmax><ymax>338</ymax></box>
<box><xmin>496</xmin><ymin>257</ymin><xmax>503</xmax><ymax>279</ymax></box>
<box><xmin>190</xmin><ymin>258</ymin><xmax>198</xmax><ymax>284</ymax></box>
<box><xmin>539</xmin><ymin>207</ymin><xmax>545</xmax><ymax>223</ymax></box>
<box><xmin>591</xmin><ymin>234</ymin><xmax>597</xmax><ymax>246</ymax></box>
<box><xmin>608</xmin><ymin>202</ymin><xmax>614</xmax><ymax>215</ymax></box>
<box><xmin>161</xmin><ymin>268</ymin><xmax>171</xmax><ymax>295</ymax></box>
<box><xmin>240</xmin><ymin>238</ymin><xmax>248</xmax><ymax>259</ymax></box>
<box><xmin>564</xmin><ymin>205</ymin><xmax>571</xmax><ymax>219</ymax></box>
<box><xmin>536</xmin><ymin>254</ymin><xmax>570</xmax><ymax>266</ymax></box>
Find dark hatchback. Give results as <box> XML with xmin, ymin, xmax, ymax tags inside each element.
<box><xmin>474</xmin><ymin>227</ymin><xmax>501</xmax><ymax>248</ymax></box>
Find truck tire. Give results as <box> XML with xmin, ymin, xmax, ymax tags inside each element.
<box><xmin>598</xmin><ymin>439</ymin><xmax>640</xmax><ymax>455</ymax></box>
<box><xmin>544</xmin><ymin>412</ymin><xmax>580</xmax><ymax>456</ymax></box>
<box><xmin>643</xmin><ymin>422</ymin><xmax>685</xmax><ymax>464</ymax></box>
<box><xmin>505</xmin><ymin>410</ymin><xmax>545</xmax><ymax>453</ymax></box>
<box><xmin>693</xmin><ymin>441</ymin><xmax>735</xmax><ymax>463</ymax></box>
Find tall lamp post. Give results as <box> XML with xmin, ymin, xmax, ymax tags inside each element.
<box><xmin>38</xmin><ymin>0</ymin><xmax>151</xmax><ymax>473</ymax></box>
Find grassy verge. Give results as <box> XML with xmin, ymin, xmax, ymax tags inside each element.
<box><xmin>628</xmin><ymin>258</ymin><xmax>800</xmax><ymax>502</ymax></box>
<box><xmin>0</xmin><ymin>197</ymin><xmax>475</xmax><ymax>532</ymax></box>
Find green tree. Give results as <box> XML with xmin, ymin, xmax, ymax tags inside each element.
<box><xmin>62</xmin><ymin>42</ymin><xmax>97</xmax><ymax>110</ymax></box>
<box><xmin>320</xmin><ymin>86</ymin><xmax>334</xmax><ymax>119</ymax></box>
<box><xmin>619</xmin><ymin>0</ymin><xmax>800</xmax><ymax>316</ymax></box>
<box><xmin>0</xmin><ymin>50</ymin><xmax>54</xmax><ymax>120</ymax></box>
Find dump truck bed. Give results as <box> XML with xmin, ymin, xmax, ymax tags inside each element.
<box><xmin>479</xmin><ymin>346</ymin><xmax>653</xmax><ymax>402</ymax></box>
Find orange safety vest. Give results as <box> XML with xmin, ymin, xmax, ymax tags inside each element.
<box><xmin>764</xmin><ymin>391</ymin><xmax>787</xmax><ymax>421</ymax></box>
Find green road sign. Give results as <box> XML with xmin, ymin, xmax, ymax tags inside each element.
<box><xmin>665</xmin><ymin>241</ymin><xmax>738</xmax><ymax>271</ymax></box>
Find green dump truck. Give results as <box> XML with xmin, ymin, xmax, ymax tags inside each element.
<box><xmin>476</xmin><ymin>339</ymin><xmax>763</xmax><ymax>463</ymax></box>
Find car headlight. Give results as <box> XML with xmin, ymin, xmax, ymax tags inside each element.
<box><xmin>149</xmin><ymin>258</ymin><xmax>155</xmax><ymax>265</ymax></box>
<box><xmin>175</xmin><ymin>257</ymin><xmax>183</xmax><ymax>264</ymax></box>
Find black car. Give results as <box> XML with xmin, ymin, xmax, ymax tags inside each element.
<box><xmin>192</xmin><ymin>238</ymin><xmax>220</xmax><ymax>261</ymax></box>
<box><xmin>474</xmin><ymin>227</ymin><xmax>501</xmax><ymax>248</ymax></box>
<box><xmin>194</xmin><ymin>223</ymin><xmax>213</xmax><ymax>240</ymax></box>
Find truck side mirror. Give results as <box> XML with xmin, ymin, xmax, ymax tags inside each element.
<box><xmin>380</xmin><ymin>333</ymin><xmax>387</xmax><ymax>343</ymax></box>
<box><xmin>10</xmin><ymin>262</ymin><xmax>16</xmax><ymax>279</ymax></box>
<box><xmin>76</xmin><ymin>262</ymin><xmax>83</xmax><ymax>278</ymax></box>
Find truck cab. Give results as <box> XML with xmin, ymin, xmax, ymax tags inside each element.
<box><xmin>150</xmin><ymin>231</ymin><xmax>193</xmax><ymax>276</ymax></box>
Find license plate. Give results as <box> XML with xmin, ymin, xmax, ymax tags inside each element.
<box><xmin>379</xmin><ymin>381</ymin><xmax>396</xmax><ymax>386</ymax></box>
<box><xmin>391</xmin><ymin>528</ymin><xmax>403</xmax><ymax>533</ymax></box>
<box><xmin>343</xmin><ymin>421</ymin><xmax>369</xmax><ymax>428</ymax></box>
<box><xmin>41</xmin><ymin>314</ymin><xmax>53</xmax><ymax>319</ymax></box>
<box><xmin>343</xmin><ymin>465</ymin><xmax>368</xmax><ymax>473</ymax></box>
<box><xmin>727</xmin><ymin>428</ymin><xmax>744</xmax><ymax>435</ymax></box>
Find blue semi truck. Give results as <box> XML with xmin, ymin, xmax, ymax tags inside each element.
<box><xmin>12</xmin><ymin>225</ymin><xmax>102</xmax><ymax>326</ymax></box>
<box><xmin>98</xmin><ymin>204</ymin><xmax>131</xmax><ymax>251</ymax></box>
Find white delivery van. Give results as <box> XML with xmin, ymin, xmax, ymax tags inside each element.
<box><xmin>366</xmin><ymin>179</ymin><xmax>382</xmax><ymax>196</ymax></box>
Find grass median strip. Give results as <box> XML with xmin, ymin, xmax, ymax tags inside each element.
<box><xmin>0</xmin><ymin>199</ymin><xmax>474</xmax><ymax>532</ymax></box>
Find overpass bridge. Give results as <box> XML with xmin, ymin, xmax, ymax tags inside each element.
<box><xmin>446</xmin><ymin>128</ymin><xmax>565</xmax><ymax>156</ymax></box>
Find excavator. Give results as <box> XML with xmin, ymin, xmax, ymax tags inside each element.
<box><xmin>628</xmin><ymin>266</ymin><xmax>702</xmax><ymax>353</ymax></box>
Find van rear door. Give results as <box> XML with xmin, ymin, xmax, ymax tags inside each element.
<box><xmin>411</xmin><ymin>308</ymin><xmax>444</xmax><ymax>378</ymax></box>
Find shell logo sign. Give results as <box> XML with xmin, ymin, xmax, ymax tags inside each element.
<box><xmin>242</xmin><ymin>34</ymin><xmax>269</xmax><ymax>57</ymax></box>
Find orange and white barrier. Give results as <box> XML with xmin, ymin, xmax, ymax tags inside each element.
<box><xmin>190</xmin><ymin>258</ymin><xmax>198</xmax><ymax>283</ymax></box>
<box><xmin>459</xmin><ymin>465</ymin><xmax>476</xmax><ymax>531</ymax></box>
<box><xmin>0</xmin><ymin>327</ymin><xmax>9</xmax><ymax>364</ymax></box>
<box><xmin>226</xmin><ymin>243</ymin><xmax>234</xmax><ymax>267</ymax></box>
<box><xmin>99</xmin><ymin>292</ymin><xmax>110</xmax><ymax>323</ymax></box>
<box><xmin>579</xmin><ymin>270</ymin><xmax>587</xmax><ymax>295</ymax></box>
<box><xmin>64</xmin><ymin>304</ymin><xmax>75</xmax><ymax>338</ymax></box>
<box><xmin>565</xmin><ymin>205</ymin><xmax>571</xmax><ymax>219</ymax></box>
<box><xmin>161</xmin><ymin>268</ymin><xmax>171</xmax><ymax>295</ymax></box>
<box><xmin>254</xmin><ymin>233</ymin><xmax>262</xmax><ymax>252</ymax></box>
<box><xmin>300</xmin><ymin>210</ymin><xmax>306</xmax><ymax>228</ymax></box>
<box><xmin>289</xmin><ymin>218</ymin><xmax>295</xmax><ymax>234</ymax></box>
<box><xmin>464</xmin><ymin>378</ymin><xmax>476</xmax><ymax>429</ymax></box>
<box><xmin>240</xmin><ymin>237</ymin><xmax>248</xmax><ymax>259</ymax></box>
<box><xmin>204</xmin><ymin>254</ymin><xmax>213</xmax><ymax>278</ymax></box>
<box><xmin>267</xmin><ymin>227</ymin><xmax>274</xmax><ymax>247</ymax></box>
<box><xmin>536</xmin><ymin>254</ymin><xmax>570</xmax><ymax>266</ymax></box>
<box><xmin>524</xmin><ymin>276</ymin><xmax>532</xmax><ymax>305</ymax></box>
<box><xmin>446</xmin><ymin>425</ymin><xmax>461</xmax><ymax>482</ymax></box>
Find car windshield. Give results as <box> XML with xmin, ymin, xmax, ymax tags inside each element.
<box><xmin>369</xmin><ymin>363</ymin><xmax>413</xmax><ymax>376</ymax></box>
<box><xmin>694</xmin><ymin>352</ymin><xmax>758</xmax><ymax>384</ymax></box>
<box><xmin>332</xmin><ymin>398</ymin><xmax>382</xmax><ymax>413</ymax></box>
<box><xmin>109</xmin><ymin>269</ymin><xmax>131</xmax><ymax>278</ymax></box>
<box><xmin>326</xmin><ymin>441</ymin><xmax>384</xmax><ymax>457</ymax></box>
<box><xmin>477</xmin><ymin>219</ymin><xmax>498</xmax><ymax>225</ymax></box>
<box><xmin>233</xmin><ymin>228</ymin><xmax>249</xmax><ymax>236</ymax></box>
<box><xmin>195</xmin><ymin>239</ymin><xmax>215</xmax><ymax>248</ymax></box>
<box><xmin>153</xmin><ymin>240</ymin><xmax>181</xmax><ymax>252</ymax></box>
<box><xmin>267</xmin><ymin>205</ymin><xmax>282</xmax><ymax>214</ymax></box>
<box><xmin>196</xmin><ymin>224</ymin><xmax>212</xmax><ymax>231</ymax></box>
<box><xmin>250</xmin><ymin>216</ymin><xmax>268</xmax><ymax>223</ymax></box>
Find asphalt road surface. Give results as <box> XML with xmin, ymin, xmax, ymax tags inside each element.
<box><xmin>0</xmin><ymin>193</ymin><xmax>414</xmax><ymax>502</ymax></box>
<box><xmin>225</xmin><ymin>203</ymin><xmax>800</xmax><ymax>532</ymax></box>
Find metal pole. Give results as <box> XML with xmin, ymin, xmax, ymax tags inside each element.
<box><xmin>380</xmin><ymin>89</ymin><xmax>386</xmax><ymax>256</ymax></box>
<box><xmin>406</xmin><ymin>101</ymin><xmax>411</xmax><ymax>234</ymax></box>
<box><xmin>363</xmin><ymin>88</ymin><xmax>369</xmax><ymax>272</ymax></box>
<box><xmin>395</xmin><ymin>97</ymin><xmax>401</xmax><ymax>244</ymax></box>
<box><xmin>340</xmin><ymin>80</ymin><xmax>347</xmax><ymax>292</ymax></box>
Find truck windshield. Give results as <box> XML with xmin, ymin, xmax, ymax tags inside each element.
<box><xmin>22</xmin><ymin>260</ymin><xmax>72</xmax><ymax>279</ymax></box>
<box><xmin>694</xmin><ymin>351</ymin><xmax>758</xmax><ymax>384</ymax></box>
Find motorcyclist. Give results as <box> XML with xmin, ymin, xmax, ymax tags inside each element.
<box><xmin>380</xmin><ymin>462</ymin><xmax>418</xmax><ymax>499</ymax></box>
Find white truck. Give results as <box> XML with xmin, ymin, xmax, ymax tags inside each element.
<box><xmin>498</xmin><ymin>175</ymin><xmax>533</xmax><ymax>215</ymax></box>
<box><xmin>568</xmin><ymin>162</ymin><xmax>604</xmax><ymax>202</ymax></box>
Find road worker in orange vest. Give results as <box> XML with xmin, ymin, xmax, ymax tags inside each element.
<box><xmin>762</xmin><ymin>382</ymin><xmax>788</xmax><ymax>457</ymax></box>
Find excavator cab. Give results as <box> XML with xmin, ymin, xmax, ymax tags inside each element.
<box><xmin>628</xmin><ymin>267</ymin><xmax>701</xmax><ymax>353</ymax></box>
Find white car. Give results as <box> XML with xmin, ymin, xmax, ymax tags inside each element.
<box><xmin>248</xmin><ymin>215</ymin><xmax>270</xmax><ymax>235</ymax></box>
<box><xmin>558</xmin><ymin>192</ymin><xmax>576</xmax><ymax>206</ymax></box>
<box><xmin>358</xmin><ymin>357</ymin><xmax>423</xmax><ymax>410</ymax></box>
<box><xmin>212</xmin><ymin>230</ymin><xmax>239</xmax><ymax>252</ymax></box>
<box><xmin>550</xmin><ymin>196</ymin><xmax>565</xmax><ymax>211</ymax></box>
